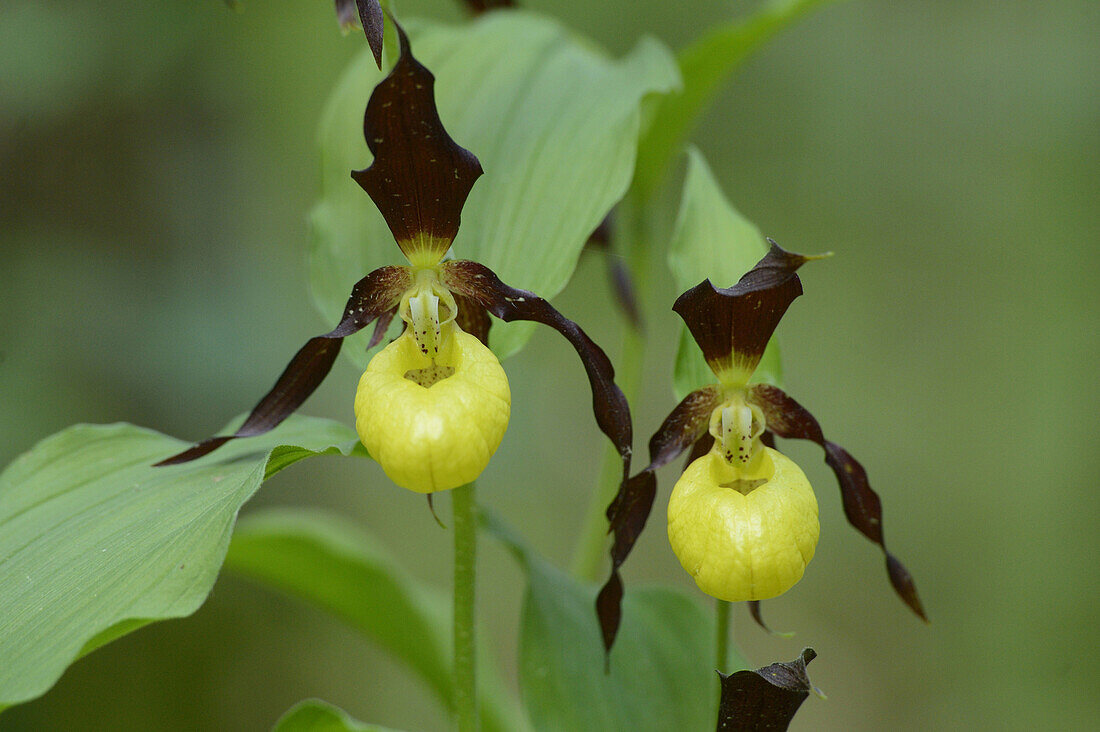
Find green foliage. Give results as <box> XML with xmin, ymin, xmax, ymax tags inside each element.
<box><xmin>273</xmin><ymin>698</ymin><xmax>402</xmax><ymax>732</ymax></box>
<box><xmin>0</xmin><ymin>416</ymin><xmax>364</xmax><ymax>708</ymax></box>
<box><xmin>633</xmin><ymin>0</ymin><xmax>841</xmax><ymax>200</ymax></box>
<box><xmin>484</xmin><ymin>511</ymin><xmax>746</xmax><ymax>730</ymax></box>
<box><xmin>225</xmin><ymin>509</ymin><xmax>527</xmax><ymax>732</ymax></box>
<box><xmin>668</xmin><ymin>148</ymin><xmax>782</xmax><ymax>399</ymax></box>
<box><xmin>310</xmin><ymin>11</ymin><xmax>679</xmax><ymax>366</ymax></box>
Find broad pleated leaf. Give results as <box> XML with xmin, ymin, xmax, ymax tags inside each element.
<box><xmin>224</xmin><ymin>509</ymin><xmax>528</xmax><ymax>732</ymax></box>
<box><xmin>633</xmin><ymin>0</ymin><xmax>842</xmax><ymax>200</ymax></box>
<box><xmin>0</xmin><ymin>416</ymin><xmax>365</xmax><ymax>709</ymax></box>
<box><xmin>311</xmin><ymin>12</ymin><xmax>679</xmax><ymax>367</ymax></box>
<box><xmin>273</xmin><ymin>698</ymin><xmax>402</xmax><ymax>732</ymax></box>
<box><xmin>483</xmin><ymin>511</ymin><xmax>742</xmax><ymax>730</ymax></box>
<box><xmin>668</xmin><ymin>148</ymin><xmax>782</xmax><ymax>400</ymax></box>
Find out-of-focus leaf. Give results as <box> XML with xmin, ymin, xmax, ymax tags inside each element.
<box><xmin>224</xmin><ymin>509</ymin><xmax>528</xmax><ymax>732</ymax></box>
<box><xmin>716</xmin><ymin>648</ymin><xmax>819</xmax><ymax>731</ymax></box>
<box><xmin>311</xmin><ymin>12</ymin><xmax>679</xmax><ymax>366</ymax></box>
<box><xmin>668</xmin><ymin>148</ymin><xmax>782</xmax><ymax>400</ymax></box>
<box><xmin>273</xmin><ymin>698</ymin><xmax>403</xmax><ymax>731</ymax></box>
<box><xmin>483</xmin><ymin>511</ymin><xmax>744</xmax><ymax>731</ymax></box>
<box><xmin>0</xmin><ymin>416</ymin><xmax>364</xmax><ymax>709</ymax></box>
<box><xmin>633</xmin><ymin>0</ymin><xmax>841</xmax><ymax>199</ymax></box>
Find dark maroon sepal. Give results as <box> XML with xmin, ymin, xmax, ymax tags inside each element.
<box><xmin>340</xmin><ymin>1</ymin><xmax>384</xmax><ymax>68</ymax></box>
<box><xmin>597</xmin><ymin>385</ymin><xmax>724</xmax><ymax>655</ymax></box>
<box><xmin>749</xmin><ymin>384</ymin><xmax>927</xmax><ymax>621</ymax></box>
<box><xmin>366</xmin><ymin>305</ymin><xmax>399</xmax><ymax>350</ymax></box>
<box><xmin>452</xmin><ymin>292</ymin><xmax>492</xmax><ymax>347</ymax></box>
<box><xmin>440</xmin><ymin>260</ymin><xmax>634</xmax><ymax>480</ymax></box>
<box><xmin>351</xmin><ymin>22</ymin><xmax>483</xmax><ymax>262</ymax></box>
<box><xmin>673</xmin><ymin>241</ymin><xmax>812</xmax><ymax>381</ymax></box>
<box><xmin>716</xmin><ymin>648</ymin><xmax>818</xmax><ymax>731</ymax></box>
<box><xmin>155</xmin><ymin>265</ymin><xmax>411</xmax><ymax>466</ymax></box>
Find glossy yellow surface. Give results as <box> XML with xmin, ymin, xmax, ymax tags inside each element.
<box><xmin>355</xmin><ymin>326</ymin><xmax>510</xmax><ymax>493</ymax></box>
<box><xmin>667</xmin><ymin>446</ymin><xmax>819</xmax><ymax>601</ymax></box>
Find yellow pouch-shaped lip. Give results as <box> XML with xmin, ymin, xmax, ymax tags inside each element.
<box><xmin>355</xmin><ymin>327</ymin><xmax>510</xmax><ymax>493</ymax></box>
<box><xmin>667</xmin><ymin>446</ymin><xmax>819</xmax><ymax>602</ymax></box>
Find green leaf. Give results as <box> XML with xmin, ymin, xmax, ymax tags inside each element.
<box><xmin>311</xmin><ymin>11</ymin><xmax>679</xmax><ymax>365</ymax></box>
<box><xmin>483</xmin><ymin>511</ymin><xmax>746</xmax><ymax>731</ymax></box>
<box><xmin>633</xmin><ymin>0</ymin><xmax>841</xmax><ymax>200</ymax></box>
<box><xmin>668</xmin><ymin>148</ymin><xmax>782</xmax><ymax>400</ymax></box>
<box><xmin>273</xmin><ymin>698</ymin><xmax>403</xmax><ymax>732</ymax></box>
<box><xmin>225</xmin><ymin>509</ymin><xmax>528</xmax><ymax>732</ymax></box>
<box><xmin>0</xmin><ymin>416</ymin><xmax>363</xmax><ymax>709</ymax></box>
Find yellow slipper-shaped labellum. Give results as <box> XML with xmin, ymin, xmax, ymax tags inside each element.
<box><xmin>667</xmin><ymin>445</ymin><xmax>819</xmax><ymax>602</ymax></box>
<box><xmin>355</xmin><ymin>326</ymin><xmax>510</xmax><ymax>493</ymax></box>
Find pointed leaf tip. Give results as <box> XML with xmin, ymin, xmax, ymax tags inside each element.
<box><xmin>673</xmin><ymin>241</ymin><xmax>813</xmax><ymax>385</ymax></box>
<box><xmin>352</xmin><ymin>21</ymin><xmax>483</xmax><ymax>264</ymax></box>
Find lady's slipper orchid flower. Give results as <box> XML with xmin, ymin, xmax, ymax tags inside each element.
<box><xmin>157</xmin><ymin>24</ymin><xmax>634</xmax><ymax>497</ymax></box>
<box><xmin>597</xmin><ymin>242</ymin><xmax>925</xmax><ymax>653</ymax></box>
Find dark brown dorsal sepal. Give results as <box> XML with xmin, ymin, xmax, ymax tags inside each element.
<box><xmin>716</xmin><ymin>648</ymin><xmax>819</xmax><ymax>731</ymax></box>
<box><xmin>352</xmin><ymin>21</ymin><xmax>484</xmax><ymax>266</ymax></box>
<box><xmin>749</xmin><ymin>384</ymin><xmax>928</xmax><ymax>622</ymax></box>
<box><xmin>597</xmin><ymin>384</ymin><xmax>724</xmax><ymax>656</ymax></box>
<box><xmin>155</xmin><ymin>265</ymin><xmax>412</xmax><ymax>466</ymax></box>
<box><xmin>673</xmin><ymin>241</ymin><xmax>815</xmax><ymax>387</ymax></box>
<box><xmin>440</xmin><ymin>259</ymin><xmax>634</xmax><ymax>483</ymax></box>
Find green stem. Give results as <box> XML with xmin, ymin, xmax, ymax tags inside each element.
<box><xmin>453</xmin><ymin>482</ymin><xmax>478</xmax><ymax>732</ymax></box>
<box><xmin>715</xmin><ymin>599</ymin><xmax>731</xmax><ymax>672</ymax></box>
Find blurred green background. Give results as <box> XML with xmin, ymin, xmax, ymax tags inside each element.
<box><xmin>2</xmin><ymin>0</ymin><xmax>1097</xmax><ymax>729</ymax></box>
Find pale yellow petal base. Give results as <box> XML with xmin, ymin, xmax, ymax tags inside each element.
<box><xmin>667</xmin><ymin>446</ymin><xmax>819</xmax><ymax>602</ymax></box>
<box><xmin>355</xmin><ymin>328</ymin><xmax>510</xmax><ymax>493</ymax></box>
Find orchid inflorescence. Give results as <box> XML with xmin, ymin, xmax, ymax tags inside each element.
<box><xmin>598</xmin><ymin>242</ymin><xmax>926</xmax><ymax>653</ymax></box>
<box><xmin>157</xmin><ymin>22</ymin><xmax>633</xmax><ymax>499</ymax></box>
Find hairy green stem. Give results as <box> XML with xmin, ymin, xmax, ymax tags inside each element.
<box><xmin>453</xmin><ymin>482</ymin><xmax>478</xmax><ymax>732</ymax></box>
<box><xmin>715</xmin><ymin>599</ymin><xmax>731</xmax><ymax>673</ymax></box>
